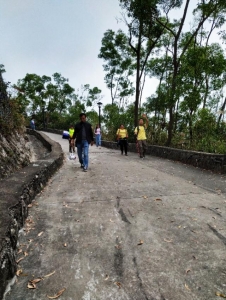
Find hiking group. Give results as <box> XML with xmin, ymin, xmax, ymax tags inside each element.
<box><xmin>67</xmin><ymin>112</ymin><xmax>148</xmax><ymax>172</ymax></box>
<box><xmin>116</xmin><ymin>114</ymin><xmax>148</xmax><ymax>158</ymax></box>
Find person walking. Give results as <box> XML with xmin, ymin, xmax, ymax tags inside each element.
<box><xmin>134</xmin><ymin>114</ymin><xmax>149</xmax><ymax>159</ymax></box>
<box><xmin>30</xmin><ymin>118</ymin><xmax>35</xmax><ymax>130</ymax></box>
<box><xmin>94</xmin><ymin>124</ymin><xmax>101</xmax><ymax>148</ymax></box>
<box><xmin>116</xmin><ymin>124</ymin><xmax>128</xmax><ymax>156</ymax></box>
<box><xmin>68</xmin><ymin>124</ymin><xmax>75</xmax><ymax>153</ymax></box>
<box><xmin>73</xmin><ymin>113</ymin><xmax>94</xmax><ymax>172</ymax></box>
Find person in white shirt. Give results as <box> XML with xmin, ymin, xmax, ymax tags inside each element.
<box><xmin>94</xmin><ymin>124</ymin><xmax>101</xmax><ymax>148</ymax></box>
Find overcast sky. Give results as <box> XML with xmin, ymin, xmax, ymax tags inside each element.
<box><xmin>0</xmin><ymin>1</ymin><xmax>225</xmax><ymax>109</ymax></box>
<box><xmin>0</xmin><ymin>0</ymin><xmax>129</xmax><ymax>106</ymax></box>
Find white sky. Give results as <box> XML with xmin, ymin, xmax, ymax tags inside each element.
<box><xmin>0</xmin><ymin>0</ymin><xmax>128</xmax><ymax>106</ymax></box>
<box><xmin>0</xmin><ymin>0</ymin><xmax>225</xmax><ymax>110</ymax></box>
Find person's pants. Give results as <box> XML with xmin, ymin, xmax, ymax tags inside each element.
<box><xmin>120</xmin><ymin>139</ymin><xmax>128</xmax><ymax>154</ymax></box>
<box><xmin>137</xmin><ymin>140</ymin><xmax>147</xmax><ymax>157</ymax></box>
<box><xmin>77</xmin><ymin>140</ymin><xmax>89</xmax><ymax>168</ymax></box>
<box><xmin>95</xmin><ymin>134</ymin><xmax>101</xmax><ymax>147</ymax></box>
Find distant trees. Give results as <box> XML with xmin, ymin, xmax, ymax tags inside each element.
<box><xmin>15</xmin><ymin>73</ymin><xmax>102</xmax><ymax>129</ymax></box>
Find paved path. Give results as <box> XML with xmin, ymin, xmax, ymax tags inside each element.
<box><xmin>4</xmin><ymin>132</ymin><xmax>226</xmax><ymax>300</ymax></box>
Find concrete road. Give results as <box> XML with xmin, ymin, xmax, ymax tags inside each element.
<box><xmin>4</xmin><ymin>132</ymin><xmax>226</xmax><ymax>300</ymax></box>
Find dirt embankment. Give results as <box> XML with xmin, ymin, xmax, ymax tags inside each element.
<box><xmin>0</xmin><ymin>128</ymin><xmax>43</xmax><ymax>179</ymax></box>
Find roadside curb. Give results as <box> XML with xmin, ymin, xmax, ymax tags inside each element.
<box><xmin>0</xmin><ymin>130</ymin><xmax>64</xmax><ymax>299</ymax></box>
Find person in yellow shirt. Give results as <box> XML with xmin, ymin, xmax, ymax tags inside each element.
<box><xmin>69</xmin><ymin>124</ymin><xmax>75</xmax><ymax>153</ymax></box>
<box><xmin>134</xmin><ymin>114</ymin><xmax>148</xmax><ymax>158</ymax></box>
<box><xmin>116</xmin><ymin>124</ymin><xmax>128</xmax><ymax>156</ymax></box>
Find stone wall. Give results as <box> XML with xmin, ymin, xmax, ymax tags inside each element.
<box><xmin>101</xmin><ymin>140</ymin><xmax>226</xmax><ymax>174</ymax></box>
<box><xmin>0</xmin><ymin>130</ymin><xmax>64</xmax><ymax>299</ymax></box>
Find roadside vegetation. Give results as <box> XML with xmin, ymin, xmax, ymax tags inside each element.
<box><xmin>1</xmin><ymin>1</ymin><xmax>226</xmax><ymax>153</ymax></box>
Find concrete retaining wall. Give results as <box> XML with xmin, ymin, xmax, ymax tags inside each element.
<box><xmin>101</xmin><ymin>140</ymin><xmax>226</xmax><ymax>174</ymax></box>
<box><xmin>0</xmin><ymin>130</ymin><xmax>64</xmax><ymax>299</ymax></box>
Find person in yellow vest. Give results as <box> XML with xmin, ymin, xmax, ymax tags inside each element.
<box><xmin>134</xmin><ymin>114</ymin><xmax>149</xmax><ymax>158</ymax></box>
<box><xmin>116</xmin><ymin>124</ymin><xmax>128</xmax><ymax>156</ymax></box>
<box><xmin>69</xmin><ymin>124</ymin><xmax>75</xmax><ymax>153</ymax></box>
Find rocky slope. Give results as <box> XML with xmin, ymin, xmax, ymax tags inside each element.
<box><xmin>0</xmin><ymin>128</ymin><xmax>33</xmax><ymax>179</ymax></box>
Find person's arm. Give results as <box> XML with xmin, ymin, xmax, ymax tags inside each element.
<box><xmin>134</xmin><ymin>127</ymin><xmax>137</xmax><ymax>136</ymax></box>
<box><xmin>126</xmin><ymin>129</ymin><xmax>128</xmax><ymax>138</ymax></box>
<box><xmin>116</xmin><ymin>129</ymin><xmax>120</xmax><ymax>140</ymax></box>
<box><xmin>72</xmin><ymin>124</ymin><xmax>77</xmax><ymax>139</ymax></box>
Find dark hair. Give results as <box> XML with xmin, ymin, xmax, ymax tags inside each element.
<box><xmin>79</xmin><ymin>113</ymin><xmax>86</xmax><ymax>118</ymax></box>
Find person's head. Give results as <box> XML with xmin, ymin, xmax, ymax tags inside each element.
<box><xmin>139</xmin><ymin>118</ymin><xmax>144</xmax><ymax>125</ymax></box>
<box><xmin>70</xmin><ymin>124</ymin><xmax>74</xmax><ymax>128</ymax></box>
<box><xmin>120</xmin><ymin>124</ymin><xmax>124</xmax><ymax>129</ymax></box>
<box><xmin>79</xmin><ymin>113</ymin><xmax>86</xmax><ymax>122</ymax></box>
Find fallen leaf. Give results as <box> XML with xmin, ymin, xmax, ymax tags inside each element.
<box><xmin>27</xmin><ymin>282</ymin><xmax>36</xmax><ymax>289</ymax></box>
<box><xmin>137</xmin><ymin>240</ymin><xmax>144</xmax><ymax>245</ymax></box>
<box><xmin>28</xmin><ymin>204</ymin><xmax>33</xmax><ymax>208</ymax></box>
<box><xmin>143</xmin><ymin>196</ymin><xmax>147</xmax><ymax>199</ymax></box>
<box><xmin>186</xmin><ymin>269</ymin><xmax>191</xmax><ymax>274</ymax></box>
<box><xmin>115</xmin><ymin>282</ymin><xmax>122</xmax><ymax>289</ymax></box>
<box><xmin>164</xmin><ymin>238</ymin><xmax>173</xmax><ymax>243</ymax></box>
<box><xmin>185</xmin><ymin>283</ymin><xmax>190</xmax><ymax>291</ymax></box>
<box><xmin>27</xmin><ymin>278</ymin><xmax>42</xmax><ymax>289</ymax></box>
<box><xmin>31</xmin><ymin>278</ymin><xmax>42</xmax><ymax>284</ymax></box>
<box><xmin>38</xmin><ymin>231</ymin><xmax>43</xmax><ymax>237</ymax></box>
<box><xmin>16</xmin><ymin>269</ymin><xmax>23</xmax><ymax>276</ymax></box>
<box><xmin>24</xmin><ymin>251</ymin><xmax>29</xmax><ymax>257</ymax></box>
<box><xmin>155</xmin><ymin>198</ymin><xmax>162</xmax><ymax>201</ymax></box>
<box><xmin>18</xmin><ymin>249</ymin><xmax>23</xmax><ymax>254</ymax></box>
<box><xmin>216</xmin><ymin>291</ymin><xmax>226</xmax><ymax>298</ymax></box>
<box><xmin>16</xmin><ymin>257</ymin><xmax>24</xmax><ymax>264</ymax></box>
<box><xmin>64</xmin><ymin>243</ymin><xmax>67</xmax><ymax>247</ymax></box>
<box><xmin>115</xmin><ymin>244</ymin><xmax>121</xmax><ymax>250</ymax></box>
<box><xmin>44</xmin><ymin>271</ymin><xmax>55</xmax><ymax>278</ymax></box>
<box><xmin>104</xmin><ymin>274</ymin><xmax>109</xmax><ymax>281</ymax></box>
<box><xmin>47</xmin><ymin>288</ymin><xmax>66</xmax><ymax>299</ymax></box>
<box><xmin>110</xmin><ymin>219</ymin><xmax>114</xmax><ymax>223</ymax></box>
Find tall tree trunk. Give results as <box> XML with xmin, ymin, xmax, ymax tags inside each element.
<box><xmin>134</xmin><ymin>31</ymin><xmax>142</xmax><ymax>128</ymax></box>
<box><xmin>217</xmin><ymin>97</ymin><xmax>226</xmax><ymax>128</ymax></box>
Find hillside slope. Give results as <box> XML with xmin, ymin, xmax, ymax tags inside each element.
<box><xmin>0</xmin><ymin>128</ymin><xmax>33</xmax><ymax>179</ymax></box>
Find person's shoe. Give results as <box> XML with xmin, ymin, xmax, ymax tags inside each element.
<box><xmin>80</xmin><ymin>164</ymin><xmax>84</xmax><ymax>168</ymax></box>
<box><xmin>140</xmin><ymin>155</ymin><xmax>143</xmax><ymax>158</ymax></box>
<box><xmin>121</xmin><ymin>152</ymin><xmax>123</xmax><ymax>155</ymax></box>
<box><xmin>125</xmin><ymin>154</ymin><xmax>128</xmax><ymax>156</ymax></box>
<box><xmin>83</xmin><ymin>167</ymin><xmax>87</xmax><ymax>172</ymax></box>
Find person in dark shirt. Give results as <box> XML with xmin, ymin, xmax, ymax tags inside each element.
<box><xmin>73</xmin><ymin>113</ymin><xmax>94</xmax><ymax>172</ymax></box>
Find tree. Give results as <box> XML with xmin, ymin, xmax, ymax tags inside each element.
<box><xmin>156</xmin><ymin>0</ymin><xmax>226</xmax><ymax>145</ymax></box>
<box><xmin>98</xmin><ymin>29</ymin><xmax>134</xmax><ymax>105</ymax></box>
<box><xmin>120</xmin><ymin>0</ymin><xmax>166</xmax><ymax>126</ymax></box>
